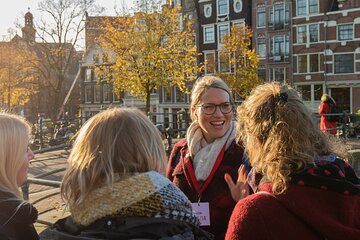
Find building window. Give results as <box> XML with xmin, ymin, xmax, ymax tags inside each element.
<box><xmin>233</xmin><ymin>0</ymin><xmax>242</xmax><ymax>13</ymax></box>
<box><xmin>298</xmin><ymin>55</ymin><xmax>307</xmax><ymax>73</ymax></box>
<box><xmin>309</xmin><ymin>0</ymin><xmax>319</xmax><ymax>14</ymax></box>
<box><xmin>218</xmin><ymin>24</ymin><xmax>229</xmax><ymax>45</ymax></box>
<box><xmin>85</xmin><ymin>68</ymin><xmax>92</xmax><ymax>82</ymax></box>
<box><xmin>314</xmin><ymin>84</ymin><xmax>323</xmax><ymax>101</ymax></box>
<box><xmin>257</xmin><ymin>38</ymin><xmax>266</xmax><ymax>58</ymax></box>
<box><xmin>217</xmin><ymin>0</ymin><xmax>229</xmax><ymax>16</ymax></box>
<box><xmin>204</xmin><ymin>4</ymin><xmax>212</xmax><ymax>18</ymax></box>
<box><xmin>270</xmin><ymin>2</ymin><xmax>289</xmax><ymax>29</ymax></box>
<box><xmin>297</xmin><ymin>24</ymin><xmax>318</xmax><ymax>44</ymax></box>
<box><xmin>94</xmin><ymin>84</ymin><xmax>101</xmax><ymax>103</ymax></box>
<box><xmin>297</xmin><ymin>54</ymin><xmax>319</xmax><ymax>73</ymax></box>
<box><xmin>257</xmin><ymin>5</ymin><xmax>266</xmax><ymax>28</ymax></box>
<box><xmin>177</xmin><ymin>14</ymin><xmax>183</xmax><ymax>31</ymax></box>
<box><xmin>258</xmin><ymin>68</ymin><xmax>266</xmax><ymax>82</ymax></box>
<box><xmin>297</xmin><ymin>85</ymin><xmax>311</xmax><ymax>101</ymax></box>
<box><xmin>309</xmin><ymin>24</ymin><xmax>319</xmax><ymax>42</ymax></box>
<box><xmin>309</xmin><ymin>54</ymin><xmax>319</xmax><ymax>72</ymax></box>
<box><xmin>204</xmin><ymin>52</ymin><xmax>216</xmax><ymax>74</ymax></box>
<box><xmin>103</xmin><ymin>84</ymin><xmax>112</xmax><ymax>102</ymax></box>
<box><xmin>296</xmin><ymin>0</ymin><xmax>318</xmax><ymax>16</ymax></box>
<box><xmin>271</xmin><ymin>35</ymin><xmax>289</xmax><ymax>57</ymax></box>
<box><xmin>175</xmin><ymin>86</ymin><xmax>185</xmax><ymax>103</ymax></box>
<box><xmin>85</xmin><ymin>85</ymin><xmax>92</xmax><ymax>103</ymax></box>
<box><xmin>334</xmin><ymin>54</ymin><xmax>354</xmax><ymax>73</ymax></box>
<box><xmin>163</xmin><ymin>86</ymin><xmax>172</xmax><ymax>102</ymax></box>
<box><xmin>218</xmin><ymin>51</ymin><xmax>231</xmax><ymax>73</ymax></box>
<box><xmin>337</xmin><ymin>24</ymin><xmax>353</xmax><ymax>41</ymax></box>
<box><xmin>297</xmin><ymin>26</ymin><xmax>307</xmax><ymax>44</ymax></box>
<box><xmin>270</xmin><ymin>68</ymin><xmax>286</xmax><ymax>82</ymax></box>
<box><xmin>203</xmin><ymin>25</ymin><xmax>215</xmax><ymax>43</ymax></box>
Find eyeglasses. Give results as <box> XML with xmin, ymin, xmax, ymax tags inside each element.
<box><xmin>197</xmin><ymin>102</ymin><xmax>233</xmax><ymax>115</ymax></box>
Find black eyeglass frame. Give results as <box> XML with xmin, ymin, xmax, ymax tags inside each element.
<box><xmin>196</xmin><ymin>102</ymin><xmax>233</xmax><ymax>115</ymax></box>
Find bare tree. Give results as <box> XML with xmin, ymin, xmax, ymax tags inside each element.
<box><xmin>29</xmin><ymin>0</ymin><xmax>105</xmax><ymax>119</ymax></box>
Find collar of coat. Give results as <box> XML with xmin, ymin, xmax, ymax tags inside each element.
<box><xmin>70</xmin><ymin>171</ymin><xmax>200</xmax><ymax>227</ymax></box>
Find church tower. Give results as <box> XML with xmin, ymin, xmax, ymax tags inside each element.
<box><xmin>21</xmin><ymin>8</ymin><xmax>36</xmax><ymax>42</ymax></box>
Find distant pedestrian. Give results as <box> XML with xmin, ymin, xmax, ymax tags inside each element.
<box><xmin>319</xmin><ymin>93</ymin><xmax>337</xmax><ymax>134</ymax></box>
<box><xmin>226</xmin><ymin>82</ymin><xmax>360</xmax><ymax>240</ymax></box>
<box><xmin>40</xmin><ymin>108</ymin><xmax>213</xmax><ymax>239</ymax></box>
<box><xmin>0</xmin><ymin>112</ymin><xmax>38</xmax><ymax>240</ymax></box>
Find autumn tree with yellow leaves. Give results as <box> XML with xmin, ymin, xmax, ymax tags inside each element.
<box><xmin>0</xmin><ymin>43</ymin><xmax>37</xmax><ymax>110</ymax></box>
<box><xmin>218</xmin><ymin>25</ymin><xmax>262</xmax><ymax>100</ymax></box>
<box><xmin>99</xmin><ymin>0</ymin><xmax>201</xmax><ymax>113</ymax></box>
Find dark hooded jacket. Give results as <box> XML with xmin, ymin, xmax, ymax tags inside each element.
<box><xmin>0</xmin><ymin>190</ymin><xmax>39</xmax><ymax>240</ymax></box>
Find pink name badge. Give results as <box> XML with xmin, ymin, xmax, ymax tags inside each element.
<box><xmin>191</xmin><ymin>202</ymin><xmax>210</xmax><ymax>226</ymax></box>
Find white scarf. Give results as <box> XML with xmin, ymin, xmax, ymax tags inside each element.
<box><xmin>186</xmin><ymin>121</ymin><xmax>236</xmax><ymax>181</ymax></box>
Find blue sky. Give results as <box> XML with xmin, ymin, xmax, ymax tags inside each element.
<box><xmin>0</xmin><ymin>0</ymin><xmax>134</xmax><ymax>41</ymax></box>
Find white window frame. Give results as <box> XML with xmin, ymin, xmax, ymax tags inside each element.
<box><xmin>256</xmin><ymin>5</ymin><xmax>266</xmax><ymax>28</ymax></box>
<box><xmin>85</xmin><ymin>68</ymin><xmax>92</xmax><ymax>82</ymax></box>
<box><xmin>102</xmin><ymin>84</ymin><xmax>111</xmax><ymax>103</ymax></box>
<box><xmin>297</xmin><ymin>53</ymin><xmax>320</xmax><ymax>73</ymax></box>
<box><xmin>334</xmin><ymin>53</ymin><xmax>354</xmax><ymax>74</ymax></box>
<box><xmin>204</xmin><ymin>51</ymin><xmax>216</xmax><ymax>75</ymax></box>
<box><xmin>218</xmin><ymin>51</ymin><xmax>231</xmax><ymax>73</ymax></box>
<box><xmin>84</xmin><ymin>85</ymin><xmax>92</xmax><ymax>103</ymax></box>
<box><xmin>257</xmin><ymin>37</ymin><xmax>266</xmax><ymax>59</ymax></box>
<box><xmin>217</xmin><ymin>0</ymin><xmax>229</xmax><ymax>16</ymax></box>
<box><xmin>297</xmin><ymin>24</ymin><xmax>319</xmax><ymax>44</ymax></box>
<box><xmin>94</xmin><ymin>84</ymin><xmax>101</xmax><ymax>103</ymax></box>
<box><xmin>269</xmin><ymin>2</ymin><xmax>289</xmax><ymax>27</ymax></box>
<box><xmin>271</xmin><ymin>35</ymin><xmax>289</xmax><ymax>57</ymax></box>
<box><xmin>270</xmin><ymin>67</ymin><xmax>286</xmax><ymax>83</ymax></box>
<box><xmin>337</xmin><ymin>24</ymin><xmax>354</xmax><ymax>41</ymax></box>
<box><xmin>203</xmin><ymin>25</ymin><xmax>215</xmax><ymax>43</ymax></box>
<box><xmin>217</xmin><ymin>23</ymin><xmax>230</xmax><ymax>46</ymax></box>
<box><xmin>296</xmin><ymin>0</ymin><xmax>318</xmax><ymax>16</ymax></box>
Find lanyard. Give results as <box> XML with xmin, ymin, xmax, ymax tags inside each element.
<box><xmin>182</xmin><ymin>143</ymin><xmax>226</xmax><ymax>200</ymax></box>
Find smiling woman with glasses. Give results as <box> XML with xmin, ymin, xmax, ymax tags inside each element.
<box><xmin>166</xmin><ymin>76</ymin><xmax>250</xmax><ymax>240</ymax></box>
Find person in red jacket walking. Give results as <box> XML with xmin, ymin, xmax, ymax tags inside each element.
<box><xmin>319</xmin><ymin>93</ymin><xmax>337</xmax><ymax>134</ymax></box>
<box><xmin>226</xmin><ymin>82</ymin><xmax>360</xmax><ymax>240</ymax></box>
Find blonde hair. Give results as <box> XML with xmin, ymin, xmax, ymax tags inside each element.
<box><xmin>321</xmin><ymin>93</ymin><xmax>330</xmax><ymax>103</ymax></box>
<box><xmin>190</xmin><ymin>76</ymin><xmax>232</xmax><ymax>121</ymax></box>
<box><xmin>0</xmin><ymin>112</ymin><xmax>31</xmax><ymax>198</ymax></box>
<box><xmin>61</xmin><ymin>108</ymin><xmax>167</xmax><ymax>207</ymax></box>
<box><xmin>236</xmin><ymin>83</ymin><xmax>336</xmax><ymax>194</ymax></box>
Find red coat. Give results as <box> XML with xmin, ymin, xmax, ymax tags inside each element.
<box><xmin>226</xmin><ymin>159</ymin><xmax>360</xmax><ymax>240</ymax></box>
<box><xmin>319</xmin><ymin>102</ymin><xmax>337</xmax><ymax>134</ymax></box>
<box><xmin>166</xmin><ymin>139</ymin><xmax>246</xmax><ymax>240</ymax></box>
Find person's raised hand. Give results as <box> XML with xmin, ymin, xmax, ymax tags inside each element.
<box><xmin>224</xmin><ymin>164</ymin><xmax>249</xmax><ymax>202</ymax></box>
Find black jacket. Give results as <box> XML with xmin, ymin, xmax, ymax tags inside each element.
<box><xmin>39</xmin><ymin>216</ymin><xmax>214</xmax><ymax>240</ymax></box>
<box><xmin>0</xmin><ymin>190</ymin><xmax>39</xmax><ymax>240</ymax></box>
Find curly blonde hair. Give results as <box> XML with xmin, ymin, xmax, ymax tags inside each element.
<box><xmin>236</xmin><ymin>83</ymin><xmax>337</xmax><ymax>194</ymax></box>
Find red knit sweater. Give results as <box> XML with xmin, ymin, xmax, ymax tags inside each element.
<box><xmin>226</xmin><ymin>182</ymin><xmax>360</xmax><ymax>240</ymax></box>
